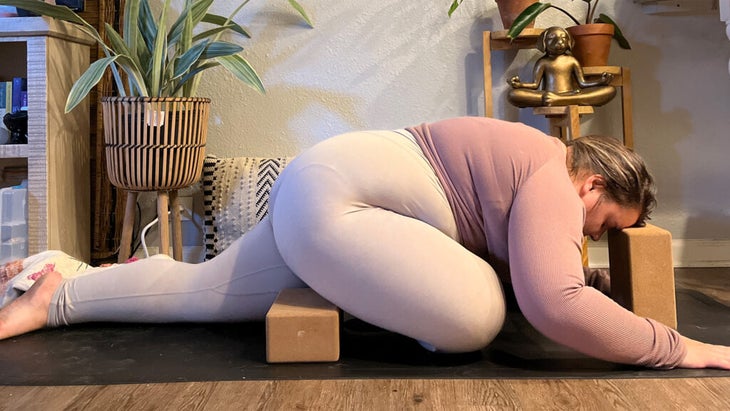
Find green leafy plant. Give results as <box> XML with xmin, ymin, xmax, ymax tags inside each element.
<box><xmin>448</xmin><ymin>0</ymin><xmax>630</xmax><ymax>49</ymax></box>
<box><xmin>448</xmin><ymin>0</ymin><xmax>465</xmax><ymax>17</ymax></box>
<box><xmin>0</xmin><ymin>0</ymin><xmax>313</xmax><ymax>112</ymax></box>
<box><xmin>507</xmin><ymin>1</ymin><xmax>630</xmax><ymax>49</ymax></box>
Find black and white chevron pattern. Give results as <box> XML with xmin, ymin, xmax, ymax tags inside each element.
<box><xmin>255</xmin><ymin>159</ymin><xmax>286</xmax><ymax>222</ymax></box>
<box><xmin>202</xmin><ymin>155</ymin><xmax>291</xmax><ymax>260</ymax></box>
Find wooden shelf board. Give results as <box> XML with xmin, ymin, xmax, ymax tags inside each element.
<box><xmin>0</xmin><ymin>16</ymin><xmax>93</xmax><ymax>46</ymax></box>
<box><xmin>489</xmin><ymin>28</ymin><xmax>545</xmax><ymax>50</ymax></box>
<box><xmin>0</xmin><ymin>144</ymin><xmax>29</xmax><ymax>159</ymax></box>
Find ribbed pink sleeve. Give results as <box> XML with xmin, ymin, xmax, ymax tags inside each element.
<box><xmin>408</xmin><ymin>116</ymin><xmax>687</xmax><ymax>368</ymax></box>
<box><xmin>507</xmin><ymin>155</ymin><xmax>686</xmax><ymax>368</ymax></box>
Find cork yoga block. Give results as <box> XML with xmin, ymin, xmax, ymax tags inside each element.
<box><xmin>265</xmin><ymin>288</ymin><xmax>341</xmax><ymax>363</ymax></box>
<box><xmin>607</xmin><ymin>224</ymin><xmax>678</xmax><ymax>329</ymax></box>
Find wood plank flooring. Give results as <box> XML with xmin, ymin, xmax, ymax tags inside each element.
<box><xmin>1</xmin><ymin>268</ymin><xmax>730</xmax><ymax>409</ymax></box>
<box><xmin>2</xmin><ymin>378</ymin><xmax>730</xmax><ymax>410</ymax></box>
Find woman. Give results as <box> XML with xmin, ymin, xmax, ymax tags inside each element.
<box><xmin>0</xmin><ymin>116</ymin><xmax>728</xmax><ymax>369</ymax></box>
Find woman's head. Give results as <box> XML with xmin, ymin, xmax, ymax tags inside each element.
<box><xmin>565</xmin><ymin>135</ymin><xmax>657</xmax><ymax>229</ymax></box>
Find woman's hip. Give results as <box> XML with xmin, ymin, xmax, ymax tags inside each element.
<box><xmin>270</xmin><ymin>129</ymin><xmax>458</xmax><ymax>240</ymax></box>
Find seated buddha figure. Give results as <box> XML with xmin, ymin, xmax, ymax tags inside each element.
<box><xmin>507</xmin><ymin>26</ymin><xmax>616</xmax><ymax>108</ymax></box>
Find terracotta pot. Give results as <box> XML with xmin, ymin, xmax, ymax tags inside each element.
<box><xmin>101</xmin><ymin>96</ymin><xmax>211</xmax><ymax>191</ymax></box>
<box><xmin>566</xmin><ymin>23</ymin><xmax>615</xmax><ymax>67</ymax></box>
<box><xmin>496</xmin><ymin>0</ymin><xmax>537</xmax><ymax>30</ymax></box>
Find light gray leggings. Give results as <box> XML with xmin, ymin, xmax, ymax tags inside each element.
<box><xmin>49</xmin><ymin>130</ymin><xmax>506</xmax><ymax>352</ymax></box>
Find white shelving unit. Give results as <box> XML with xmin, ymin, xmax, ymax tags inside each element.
<box><xmin>0</xmin><ymin>16</ymin><xmax>93</xmax><ymax>261</ymax></box>
<box><xmin>635</xmin><ymin>0</ymin><xmax>720</xmax><ymax>15</ymax></box>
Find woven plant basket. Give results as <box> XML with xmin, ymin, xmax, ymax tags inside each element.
<box><xmin>101</xmin><ymin>96</ymin><xmax>211</xmax><ymax>191</ymax></box>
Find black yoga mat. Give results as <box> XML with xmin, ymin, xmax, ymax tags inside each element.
<box><xmin>0</xmin><ymin>286</ymin><xmax>728</xmax><ymax>386</ymax></box>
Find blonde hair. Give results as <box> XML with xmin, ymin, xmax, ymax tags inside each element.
<box><xmin>566</xmin><ymin>135</ymin><xmax>656</xmax><ymax>225</ymax></box>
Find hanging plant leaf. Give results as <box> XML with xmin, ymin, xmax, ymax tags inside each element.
<box><xmin>201</xmin><ymin>41</ymin><xmax>244</xmax><ymax>59</ymax></box>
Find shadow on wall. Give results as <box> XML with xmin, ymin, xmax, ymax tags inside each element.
<box><xmin>629</xmin><ymin>42</ymin><xmax>691</xmax><ymax>232</ymax></box>
<box><xmin>204</xmin><ymin>80</ymin><xmax>363</xmax><ymax>157</ymax></box>
<box><xmin>464</xmin><ymin>16</ymin><xmax>548</xmax><ymax>131</ymax></box>
<box><xmin>464</xmin><ymin>14</ymin><xmax>494</xmax><ymax>117</ymax></box>
<box><xmin>196</xmin><ymin>5</ymin><xmax>367</xmax><ymax>157</ymax></box>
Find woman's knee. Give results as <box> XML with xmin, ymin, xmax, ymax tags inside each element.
<box><xmin>430</xmin><ymin>296</ymin><xmax>507</xmax><ymax>353</ymax></box>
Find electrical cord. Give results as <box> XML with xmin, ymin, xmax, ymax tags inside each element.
<box><xmin>130</xmin><ymin>201</ymin><xmax>143</xmax><ymax>256</ymax></box>
<box><xmin>139</xmin><ymin>204</ymin><xmax>201</xmax><ymax>258</ymax></box>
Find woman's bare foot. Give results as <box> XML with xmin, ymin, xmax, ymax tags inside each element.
<box><xmin>0</xmin><ymin>270</ymin><xmax>62</xmax><ymax>340</ymax></box>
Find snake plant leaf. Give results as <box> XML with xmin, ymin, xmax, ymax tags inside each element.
<box><xmin>121</xmin><ymin>2</ymin><xmax>145</xmax><ymax>97</ymax></box>
<box><xmin>149</xmin><ymin>0</ymin><xmax>171</xmax><ymax>96</ymax></box>
<box><xmin>65</xmin><ymin>56</ymin><xmax>118</xmax><ymax>112</ymax></box>
<box><xmin>138</xmin><ymin>0</ymin><xmax>157</xmax><ymax>52</ymax></box>
<box><xmin>103</xmin><ymin>22</ymin><xmax>129</xmax><ymax>55</ymax></box>
<box><xmin>93</xmin><ymin>60</ymin><xmax>147</xmax><ymax>100</ymax></box>
<box><xmin>180</xmin><ymin>0</ymin><xmax>194</xmax><ymax>53</ymax></box>
<box><xmin>111</xmin><ymin>54</ymin><xmax>149</xmax><ymax>96</ymax></box>
<box><xmin>448</xmin><ymin>0</ymin><xmax>463</xmax><ymax>17</ymax></box>
<box><xmin>103</xmin><ymin>22</ymin><xmax>147</xmax><ymax>95</ymax></box>
<box><xmin>202</xmin><ymin>14</ymin><xmax>252</xmax><ymax>38</ymax></box>
<box><xmin>122</xmin><ymin>0</ymin><xmax>141</xmax><ymax>55</ymax></box>
<box><xmin>201</xmin><ymin>41</ymin><xmax>244</xmax><ymax>59</ymax></box>
<box><xmin>217</xmin><ymin>54</ymin><xmax>265</xmax><ymax>94</ymax></box>
<box><xmin>193</xmin><ymin>25</ymin><xmax>237</xmax><ymax>43</ymax></box>
<box><xmin>189</xmin><ymin>0</ymin><xmax>216</xmax><ymax>24</ymax></box>
<box><xmin>135</xmin><ymin>1</ymin><xmax>155</xmax><ymax>93</ymax></box>
<box><xmin>169</xmin><ymin>0</ymin><xmax>215</xmax><ymax>46</ymax></box>
<box><xmin>1</xmin><ymin>0</ymin><xmax>309</xmax><ymax>100</ymax></box>
<box><xmin>173</xmin><ymin>40</ymin><xmax>210</xmax><ymax>79</ymax></box>
<box><xmin>172</xmin><ymin>61</ymin><xmax>219</xmax><ymax>96</ymax></box>
<box><xmin>287</xmin><ymin>0</ymin><xmax>314</xmax><ymax>28</ymax></box>
<box><xmin>65</xmin><ymin>54</ymin><xmax>147</xmax><ymax>113</ymax></box>
<box><xmin>596</xmin><ymin>13</ymin><xmax>631</xmax><ymax>50</ymax></box>
<box><xmin>103</xmin><ymin>23</ymin><xmax>145</xmax><ymax>72</ymax></box>
<box><xmin>507</xmin><ymin>2</ymin><xmax>552</xmax><ymax>39</ymax></box>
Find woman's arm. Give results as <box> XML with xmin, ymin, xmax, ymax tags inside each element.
<box><xmin>507</xmin><ymin>158</ymin><xmax>688</xmax><ymax>368</ymax></box>
<box><xmin>580</xmin><ymin>266</ymin><xmax>730</xmax><ymax>368</ymax></box>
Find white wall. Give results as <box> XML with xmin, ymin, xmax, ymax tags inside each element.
<box><xmin>148</xmin><ymin>1</ymin><xmax>730</xmax><ymax>262</ymax></box>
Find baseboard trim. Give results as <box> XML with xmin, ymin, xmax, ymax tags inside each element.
<box><xmin>588</xmin><ymin>239</ymin><xmax>730</xmax><ymax>268</ymax></box>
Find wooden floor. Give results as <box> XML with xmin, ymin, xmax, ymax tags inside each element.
<box><xmin>1</xmin><ymin>378</ymin><xmax>729</xmax><ymax>409</ymax></box>
<box><xmin>2</xmin><ymin>268</ymin><xmax>730</xmax><ymax>410</ymax></box>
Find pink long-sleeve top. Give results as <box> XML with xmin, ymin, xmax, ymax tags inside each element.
<box><xmin>407</xmin><ymin>116</ymin><xmax>686</xmax><ymax>368</ymax></box>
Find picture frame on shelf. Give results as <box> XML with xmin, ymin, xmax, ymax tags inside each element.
<box><xmin>55</xmin><ymin>0</ymin><xmax>83</xmax><ymax>12</ymax></box>
<box><xmin>16</xmin><ymin>1</ymin><xmax>84</xmax><ymax>16</ymax></box>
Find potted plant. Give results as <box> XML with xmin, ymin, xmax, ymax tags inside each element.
<box><xmin>506</xmin><ymin>0</ymin><xmax>631</xmax><ymax>67</ymax></box>
<box><xmin>449</xmin><ymin>0</ymin><xmax>538</xmax><ymax>30</ymax></box>
<box><xmin>0</xmin><ymin>0</ymin><xmax>312</xmax><ymax>190</ymax></box>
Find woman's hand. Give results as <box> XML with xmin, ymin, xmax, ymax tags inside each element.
<box><xmin>678</xmin><ymin>336</ymin><xmax>730</xmax><ymax>369</ymax></box>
